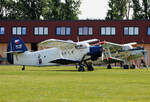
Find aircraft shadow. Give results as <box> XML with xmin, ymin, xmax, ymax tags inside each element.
<box><xmin>27</xmin><ymin>69</ymin><xmax>78</xmax><ymax>72</ymax></box>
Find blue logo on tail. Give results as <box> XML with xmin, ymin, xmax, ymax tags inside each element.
<box><xmin>7</xmin><ymin>37</ymin><xmax>28</xmax><ymax>53</ymax></box>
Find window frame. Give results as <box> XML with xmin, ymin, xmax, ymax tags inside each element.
<box><xmin>78</xmin><ymin>26</ymin><xmax>93</xmax><ymax>36</ymax></box>
<box><xmin>100</xmin><ymin>26</ymin><xmax>116</xmax><ymax>36</ymax></box>
<box><xmin>12</xmin><ymin>26</ymin><xmax>27</xmax><ymax>35</ymax></box>
<box><xmin>0</xmin><ymin>27</ymin><xmax>5</xmax><ymax>35</ymax></box>
<box><xmin>147</xmin><ymin>26</ymin><xmax>150</xmax><ymax>35</ymax></box>
<box><xmin>56</xmin><ymin>26</ymin><xmax>71</xmax><ymax>36</ymax></box>
<box><xmin>123</xmin><ymin>26</ymin><xmax>139</xmax><ymax>36</ymax></box>
<box><xmin>34</xmin><ymin>26</ymin><xmax>48</xmax><ymax>36</ymax></box>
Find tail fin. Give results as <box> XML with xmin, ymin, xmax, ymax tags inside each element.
<box><xmin>7</xmin><ymin>37</ymin><xmax>28</xmax><ymax>64</ymax></box>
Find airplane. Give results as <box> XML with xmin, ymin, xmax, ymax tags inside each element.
<box><xmin>96</xmin><ymin>41</ymin><xmax>147</xmax><ymax>69</ymax></box>
<box><xmin>7</xmin><ymin>37</ymin><xmax>103</xmax><ymax>71</ymax></box>
<box><xmin>6</xmin><ymin>37</ymin><xmax>147</xmax><ymax>71</ymax></box>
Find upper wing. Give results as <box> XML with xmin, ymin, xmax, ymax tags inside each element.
<box><xmin>100</xmin><ymin>41</ymin><xmax>124</xmax><ymax>63</ymax></box>
<box><xmin>101</xmin><ymin>41</ymin><xmax>123</xmax><ymax>53</ymax></box>
<box><xmin>38</xmin><ymin>39</ymin><xmax>77</xmax><ymax>49</ymax></box>
<box><xmin>38</xmin><ymin>39</ymin><xmax>99</xmax><ymax>49</ymax></box>
<box><xmin>80</xmin><ymin>39</ymin><xmax>99</xmax><ymax>44</ymax></box>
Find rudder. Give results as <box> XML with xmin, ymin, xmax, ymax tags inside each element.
<box><xmin>7</xmin><ymin>37</ymin><xmax>28</xmax><ymax>64</ymax></box>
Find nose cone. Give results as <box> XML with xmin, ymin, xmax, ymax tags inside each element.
<box><xmin>88</xmin><ymin>45</ymin><xmax>103</xmax><ymax>61</ymax></box>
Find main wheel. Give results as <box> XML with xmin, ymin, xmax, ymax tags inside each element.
<box><xmin>130</xmin><ymin>64</ymin><xmax>135</xmax><ymax>69</ymax></box>
<box><xmin>123</xmin><ymin>65</ymin><xmax>129</xmax><ymax>69</ymax></box>
<box><xmin>87</xmin><ymin>64</ymin><xmax>94</xmax><ymax>71</ymax></box>
<box><xmin>78</xmin><ymin>65</ymin><xmax>85</xmax><ymax>72</ymax></box>
<box><xmin>107</xmin><ymin>64</ymin><xmax>112</xmax><ymax>69</ymax></box>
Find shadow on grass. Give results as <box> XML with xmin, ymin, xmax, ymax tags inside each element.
<box><xmin>27</xmin><ymin>69</ymin><xmax>78</xmax><ymax>72</ymax></box>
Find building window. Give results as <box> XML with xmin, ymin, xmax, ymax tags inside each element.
<box><xmin>124</xmin><ymin>27</ymin><xmax>139</xmax><ymax>35</ymax></box>
<box><xmin>78</xmin><ymin>27</ymin><xmax>93</xmax><ymax>35</ymax></box>
<box><xmin>147</xmin><ymin>27</ymin><xmax>150</xmax><ymax>35</ymax></box>
<box><xmin>12</xmin><ymin>27</ymin><xmax>27</xmax><ymax>35</ymax></box>
<box><xmin>56</xmin><ymin>27</ymin><xmax>70</xmax><ymax>35</ymax></box>
<box><xmin>34</xmin><ymin>27</ymin><xmax>48</xmax><ymax>35</ymax></box>
<box><xmin>0</xmin><ymin>27</ymin><xmax>5</xmax><ymax>35</ymax></box>
<box><xmin>100</xmin><ymin>27</ymin><xmax>116</xmax><ymax>35</ymax></box>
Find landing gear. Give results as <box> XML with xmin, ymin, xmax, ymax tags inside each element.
<box><xmin>130</xmin><ymin>64</ymin><xmax>135</xmax><ymax>69</ymax></box>
<box><xmin>87</xmin><ymin>63</ymin><xmax>94</xmax><ymax>71</ymax></box>
<box><xmin>123</xmin><ymin>65</ymin><xmax>129</xmax><ymax>69</ymax></box>
<box><xmin>22</xmin><ymin>65</ymin><xmax>25</xmax><ymax>71</ymax></box>
<box><xmin>107</xmin><ymin>64</ymin><xmax>112</xmax><ymax>69</ymax></box>
<box><xmin>77</xmin><ymin>62</ymin><xmax>94</xmax><ymax>72</ymax></box>
<box><xmin>78</xmin><ymin>64</ymin><xmax>85</xmax><ymax>72</ymax></box>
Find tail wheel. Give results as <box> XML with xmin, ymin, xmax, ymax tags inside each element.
<box><xmin>22</xmin><ymin>65</ymin><xmax>25</xmax><ymax>71</ymax></box>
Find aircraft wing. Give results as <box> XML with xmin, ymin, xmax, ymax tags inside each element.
<box><xmin>38</xmin><ymin>39</ymin><xmax>99</xmax><ymax>49</ymax></box>
<box><xmin>100</xmin><ymin>41</ymin><xmax>124</xmax><ymax>63</ymax></box>
<box><xmin>38</xmin><ymin>39</ymin><xmax>77</xmax><ymax>49</ymax></box>
<box><xmin>101</xmin><ymin>41</ymin><xmax>123</xmax><ymax>53</ymax></box>
<box><xmin>103</xmin><ymin>57</ymin><xmax>123</xmax><ymax>64</ymax></box>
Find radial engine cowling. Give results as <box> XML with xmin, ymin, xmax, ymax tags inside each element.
<box><xmin>87</xmin><ymin>45</ymin><xmax>103</xmax><ymax>61</ymax></box>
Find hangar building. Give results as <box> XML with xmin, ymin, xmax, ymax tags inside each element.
<box><xmin>0</xmin><ymin>20</ymin><xmax>150</xmax><ymax>65</ymax></box>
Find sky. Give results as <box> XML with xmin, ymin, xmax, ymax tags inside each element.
<box><xmin>78</xmin><ymin>0</ymin><xmax>109</xmax><ymax>19</ymax></box>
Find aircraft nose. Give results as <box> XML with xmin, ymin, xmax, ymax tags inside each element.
<box><xmin>87</xmin><ymin>45</ymin><xmax>103</xmax><ymax>61</ymax></box>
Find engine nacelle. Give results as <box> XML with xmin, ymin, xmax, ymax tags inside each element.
<box><xmin>87</xmin><ymin>45</ymin><xmax>103</xmax><ymax>61</ymax></box>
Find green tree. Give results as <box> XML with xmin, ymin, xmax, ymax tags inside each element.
<box><xmin>106</xmin><ymin>0</ymin><xmax>127</xmax><ymax>20</ymax></box>
<box><xmin>42</xmin><ymin>0</ymin><xmax>62</xmax><ymax>20</ymax></box>
<box><xmin>43</xmin><ymin>0</ymin><xmax>81</xmax><ymax>20</ymax></box>
<box><xmin>132</xmin><ymin>0</ymin><xmax>143</xmax><ymax>20</ymax></box>
<box><xmin>0</xmin><ymin>0</ymin><xmax>18</xmax><ymax>20</ymax></box>
<box><xmin>16</xmin><ymin>0</ymin><xmax>44</xmax><ymax>20</ymax></box>
<box><xmin>62</xmin><ymin>0</ymin><xmax>81</xmax><ymax>20</ymax></box>
<box><xmin>142</xmin><ymin>0</ymin><xmax>150</xmax><ymax>20</ymax></box>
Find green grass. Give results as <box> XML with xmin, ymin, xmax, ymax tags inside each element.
<box><xmin>0</xmin><ymin>65</ymin><xmax>150</xmax><ymax>102</ymax></box>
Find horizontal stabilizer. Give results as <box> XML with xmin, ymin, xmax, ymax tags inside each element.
<box><xmin>6</xmin><ymin>50</ymin><xmax>25</xmax><ymax>54</ymax></box>
<box><xmin>103</xmin><ymin>57</ymin><xmax>123</xmax><ymax>63</ymax></box>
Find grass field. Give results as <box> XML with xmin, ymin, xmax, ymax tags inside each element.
<box><xmin>0</xmin><ymin>65</ymin><xmax>150</xmax><ymax>102</ymax></box>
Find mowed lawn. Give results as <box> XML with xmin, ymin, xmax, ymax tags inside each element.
<box><xmin>0</xmin><ymin>65</ymin><xmax>150</xmax><ymax>102</ymax></box>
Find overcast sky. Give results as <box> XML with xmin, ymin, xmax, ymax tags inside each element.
<box><xmin>78</xmin><ymin>0</ymin><xmax>109</xmax><ymax>19</ymax></box>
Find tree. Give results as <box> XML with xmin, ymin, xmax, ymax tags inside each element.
<box><xmin>132</xmin><ymin>0</ymin><xmax>143</xmax><ymax>20</ymax></box>
<box><xmin>0</xmin><ymin>0</ymin><xmax>81</xmax><ymax>20</ymax></box>
<box><xmin>43</xmin><ymin>0</ymin><xmax>81</xmax><ymax>20</ymax></box>
<box><xmin>106</xmin><ymin>0</ymin><xmax>127</xmax><ymax>20</ymax></box>
<box><xmin>15</xmin><ymin>0</ymin><xmax>44</xmax><ymax>20</ymax></box>
<box><xmin>62</xmin><ymin>0</ymin><xmax>81</xmax><ymax>20</ymax></box>
<box><xmin>0</xmin><ymin>0</ymin><xmax>18</xmax><ymax>20</ymax></box>
<box><xmin>142</xmin><ymin>0</ymin><xmax>150</xmax><ymax>20</ymax></box>
<box><xmin>126</xmin><ymin>0</ymin><xmax>132</xmax><ymax>20</ymax></box>
<box><xmin>0</xmin><ymin>0</ymin><xmax>4</xmax><ymax>19</ymax></box>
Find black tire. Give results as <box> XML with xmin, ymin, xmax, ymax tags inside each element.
<box><xmin>107</xmin><ymin>64</ymin><xmax>112</xmax><ymax>69</ymax></box>
<box><xmin>22</xmin><ymin>65</ymin><xmax>25</xmax><ymax>71</ymax></box>
<box><xmin>130</xmin><ymin>64</ymin><xmax>135</xmax><ymax>69</ymax></box>
<box><xmin>123</xmin><ymin>65</ymin><xmax>129</xmax><ymax>69</ymax></box>
<box><xmin>87</xmin><ymin>64</ymin><xmax>94</xmax><ymax>71</ymax></box>
<box><xmin>78</xmin><ymin>65</ymin><xmax>85</xmax><ymax>72</ymax></box>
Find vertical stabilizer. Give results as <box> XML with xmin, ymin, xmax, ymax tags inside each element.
<box><xmin>7</xmin><ymin>37</ymin><xmax>28</xmax><ymax>64</ymax></box>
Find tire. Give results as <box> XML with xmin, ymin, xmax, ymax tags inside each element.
<box><xmin>87</xmin><ymin>64</ymin><xmax>94</xmax><ymax>71</ymax></box>
<box><xmin>107</xmin><ymin>64</ymin><xmax>112</xmax><ymax>69</ymax></box>
<box><xmin>123</xmin><ymin>65</ymin><xmax>129</xmax><ymax>69</ymax></box>
<box><xmin>130</xmin><ymin>64</ymin><xmax>135</xmax><ymax>69</ymax></box>
<box><xmin>78</xmin><ymin>65</ymin><xmax>85</xmax><ymax>72</ymax></box>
